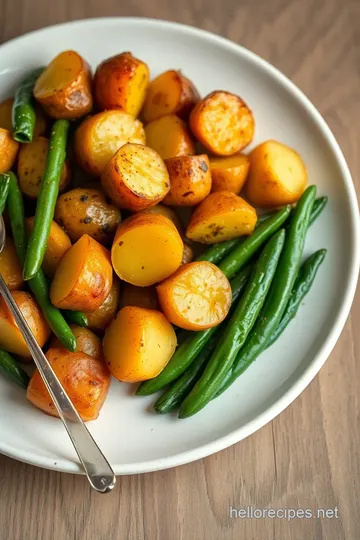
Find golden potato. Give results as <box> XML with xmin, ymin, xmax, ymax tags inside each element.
<box><xmin>144</xmin><ymin>114</ymin><xmax>195</xmax><ymax>159</ymax></box>
<box><xmin>210</xmin><ymin>154</ymin><xmax>250</xmax><ymax>194</ymax></box>
<box><xmin>140</xmin><ymin>204</ymin><xmax>184</xmax><ymax>233</ymax></box>
<box><xmin>18</xmin><ymin>136</ymin><xmax>70</xmax><ymax>198</ymax></box>
<box><xmin>0</xmin><ymin>128</ymin><xmax>19</xmax><ymax>174</ymax></box>
<box><xmin>120</xmin><ymin>283</ymin><xmax>158</xmax><ymax>310</ymax></box>
<box><xmin>94</xmin><ymin>52</ymin><xmax>149</xmax><ymax>116</ymax></box>
<box><xmin>55</xmin><ymin>188</ymin><xmax>121</xmax><ymax>244</ymax></box>
<box><xmin>0</xmin><ymin>237</ymin><xmax>24</xmax><ymax>290</ymax></box>
<box><xmin>74</xmin><ymin>110</ymin><xmax>146</xmax><ymax>176</ymax></box>
<box><xmin>112</xmin><ymin>213</ymin><xmax>183</xmax><ymax>287</ymax></box>
<box><xmin>84</xmin><ymin>279</ymin><xmax>121</xmax><ymax>333</ymax></box>
<box><xmin>163</xmin><ymin>155</ymin><xmax>211</xmax><ymax>206</ymax></box>
<box><xmin>50</xmin><ymin>234</ymin><xmax>113</xmax><ymax>311</ymax></box>
<box><xmin>103</xmin><ymin>306</ymin><xmax>177</xmax><ymax>382</ymax></box>
<box><xmin>245</xmin><ymin>140</ymin><xmax>307</xmax><ymax>207</ymax></box>
<box><xmin>186</xmin><ymin>191</ymin><xmax>257</xmax><ymax>244</ymax></box>
<box><xmin>0</xmin><ymin>98</ymin><xmax>47</xmax><ymax>136</ymax></box>
<box><xmin>34</xmin><ymin>50</ymin><xmax>93</xmax><ymax>119</ymax></box>
<box><xmin>101</xmin><ymin>143</ymin><xmax>170</xmax><ymax>211</ymax></box>
<box><xmin>27</xmin><ymin>348</ymin><xmax>110</xmax><ymax>421</ymax></box>
<box><xmin>189</xmin><ymin>91</ymin><xmax>255</xmax><ymax>155</ymax></box>
<box><xmin>143</xmin><ymin>70</ymin><xmax>200</xmax><ymax>123</ymax></box>
<box><xmin>26</xmin><ymin>218</ymin><xmax>71</xmax><ymax>277</ymax></box>
<box><xmin>49</xmin><ymin>324</ymin><xmax>103</xmax><ymax>359</ymax></box>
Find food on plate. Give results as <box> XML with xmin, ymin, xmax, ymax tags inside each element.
<box><xmin>210</xmin><ymin>154</ymin><xmax>249</xmax><ymax>194</ymax></box>
<box><xmin>186</xmin><ymin>191</ymin><xmax>257</xmax><ymax>244</ymax></box>
<box><xmin>33</xmin><ymin>50</ymin><xmax>93</xmax><ymax>119</ymax></box>
<box><xmin>103</xmin><ymin>306</ymin><xmax>177</xmax><ymax>382</ymax></box>
<box><xmin>245</xmin><ymin>140</ymin><xmax>307</xmax><ymax>207</ymax></box>
<box><xmin>163</xmin><ymin>154</ymin><xmax>211</xmax><ymax>206</ymax></box>
<box><xmin>140</xmin><ymin>203</ymin><xmax>183</xmax><ymax>233</ymax></box>
<box><xmin>144</xmin><ymin>114</ymin><xmax>195</xmax><ymax>159</ymax></box>
<box><xmin>0</xmin><ymin>237</ymin><xmax>24</xmax><ymax>290</ymax></box>
<box><xmin>74</xmin><ymin>110</ymin><xmax>146</xmax><ymax>176</ymax></box>
<box><xmin>94</xmin><ymin>52</ymin><xmax>149</xmax><ymax>116</ymax></box>
<box><xmin>181</xmin><ymin>242</ymin><xmax>194</xmax><ymax>265</ymax></box>
<box><xmin>0</xmin><ymin>128</ymin><xmax>19</xmax><ymax>173</ymax></box>
<box><xmin>111</xmin><ymin>213</ymin><xmax>183</xmax><ymax>286</ymax></box>
<box><xmin>84</xmin><ymin>279</ymin><xmax>121</xmax><ymax>332</ymax></box>
<box><xmin>189</xmin><ymin>91</ymin><xmax>254</xmax><ymax>155</ymax></box>
<box><xmin>50</xmin><ymin>234</ymin><xmax>113</xmax><ymax>311</ymax></box>
<box><xmin>27</xmin><ymin>348</ymin><xmax>110</xmax><ymax>421</ymax></box>
<box><xmin>49</xmin><ymin>324</ymin><xmax>103</xmax><ymax>359</ymax></box>
<box><xmin>120</xmin><ymin>283</ymin><xmax>158</xmax><ymax>310</ymax></box>
<box><xmin>55</xmin><ymin>187</ymin><xmax>121</xmax><ymax>244</ymax></box>
<box><xmin>0</xmin><ymin>348</ymin><xmax>30</xmax><ymax>389</ymax></box>
<box><xmin>17</xmin><ymin>136</ymin><xmax>70</xmax><ymax>198</ymax></box>
<box><xmin>0</xmin><ymin>97</ymin><xmax>47</xmax><ymax>138</ymax></box>
<box><xmin>12</xmin><ymin>68</ymin><xmax>44</xmax><ymax>143</ymax></box>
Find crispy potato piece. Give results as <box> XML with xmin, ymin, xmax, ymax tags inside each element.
<box><xmin>0</xmin><ymin>291</ymin><xmax>50</xmax><ymax>360</ymax></box>
<box><xmin>163</xmin><ymin>155</ymin><xmax>211</xmax><ymax>206</ymax></box>
<box><xmin>34</xmin><ymin>50</ymin><xmax>93</xmax><ymax>119</ymax></box>
<box><xmin>84</xmin><ymin>279</ymin><xmax>121</xmax><ymax>333</ymax></box>
<box><xmin>186</xmin><ymin>191</ymin><xmax>257</xmax><ymax>244</ymax></box>
<box><xmin>25</xmin><ymin>218</ymin><xmax>71</xmax><ymax>277</ymax></box>
<box><xmin>50</xmin><ymin>234</ymin><xmax>113</xmax><ymax>311</ymax></box>
<box><xmin>0</xmin><ymin>128</ymin><xmax>19</xmax><ymax>173</ymax></box>
<box><xmin>27</xmin><ymin>348</ymin><xmax>110</xmax><ymax>421</ymax></box>
<box><xmin>49</xmin><ymin>325</ymin><xmax>103</xmax><ymax>359</ymax></box>
<box><xmin>142</xmin><ymin>70</ymin><xmax>200</xmax><ymax>123</ymax></box>
<box><xmin>181</xmin><ymin>242</ymin><xmax>194</xmax><ymax>265</ymax></box>
<box><xmin>144</xmin><ymin>114</ymin><xmax>195</xmax><ymax>159</ymax></box>
<box><xmin>103</xmin><ymin>306</ymin><xmax>177</xmax><ymax>382</ymax></box>
<box><xmin>112</xmin><ymin>213</ymin><xmax>183</xmax><ymax>287</ymax></box>
<box><xmin>101</xmin><ymin>143</ymin><xmax>170</xmax><ymax>211</ymax></box>
<box><xmin>210</xmin><ymin>154</ymin><xmax>249</xmax><ymax>194</ymax></box>
<box><xmin>245</xmin><ymin>140</ymin><xmax>307</xmax><ymax>207</ymax></box>
<box><xmin>0</xmin><ymin>237</ymin><xmax>24</xmax><ymax>290</ymax></box>
<box><xmin>55</xmin><ymin>188</ymin><xmax>121</xmax><ymax>244</ymax></box>
<box><xmin>190</xmin><ymin>91</ymin><xmax>255</xmax><ymax>156</ymax></box>
<box><xmin>0</xmin><ymin>97</ymin><xmax>48</xmax><ymax>136</ymax></box>
<box><xmin>140</xmin><ymin>203</ymin><xmax>184</xmax><ymax>233</ymax></box>
<box><xmin>74</xmin><ymin>110</ymin><xmax>146</xmax><ymax>176</ymax></box>
<box><xmin>94</xmin><ymin>52</ymin><xmax>149</xmax><ymax>117</ymax></box>
<box><xmin>18</xmin><ymin>136</ymin><xmax>70</xmax><ymax>198</ymax></box>
<box><xmin>157</xmin><ymin>261</ymin><xmax>231</xmax><ymax>330</ymax></box>
<box><xmin>120</xmin><ymin>283</ymin><xmax>158</xmax><ymax>310</ymax></box>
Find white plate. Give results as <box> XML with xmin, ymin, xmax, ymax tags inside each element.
<box><xmin>0</xmin><ymin>18</ymin><xmax>359</xmax><ymax>475</ymax></box>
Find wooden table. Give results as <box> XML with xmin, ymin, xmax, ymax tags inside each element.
<box><xmin>0</xmin><ymin>0</ymin><xmax>359</xmax><ymax>538</ymax></box>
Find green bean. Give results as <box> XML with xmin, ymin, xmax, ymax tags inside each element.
<box><xmin>309</xmin><ymin>196</ymin><xmax>328</xmax><ymax>225</ymax></box>
<box><xmin>62</xmin><ymin>310</ymin><xmax>89</xmax><ymax>328</ymax></box>
<box><xmin>0</xmin><ymin>348</ymin><xmax>30</xmax><ymax>389</ymax></box>
<box><xmin>0</xmin><ymin>174</ymin><xmax>10</xmax><ymax>215</ymax></box>
<box><xmin>12</xmin><ymin>67</ymin><xmax>43</xmax><ymax>143</ymax></box>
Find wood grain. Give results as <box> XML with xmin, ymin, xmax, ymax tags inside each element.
<box><xmin>0</xmin><ymin>0</ymin><xmax>359</xmax><ymax>538</ymax></box>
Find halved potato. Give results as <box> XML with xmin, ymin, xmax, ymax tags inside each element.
<box><xmin>144</xmin><ymin>114</ymin><xmax>195</xmax><ymax>159</ymax></box>
<box><xmin>186</xmin><ymin>191</ymin><xmax>257</xmax><ymax>244</ymax></box>
<box><xmin>210</xmin><ymin>154</ymin><xmax>250</xmax><ymax>194</ymax></box>
<box><xmin>245</xmin><ymin>140</ymin><xmax>307</xmax><ymax>207</ymax></box>
<box><xmin>101</xmin><ymin>143</ymin><xmax>170</xmax><ymax>211</ymax></box>
<box><xmin>0</xmin><ymin>128</ymin><xmax>19</xmax><ymax>173</ymax></box>
<box><xmin>120</xmin><ymin>283</ymin><xmax>158</xmax><ymax>310</ymax></box>
<box><xmin>140</xmin><ymin>204</ymin><xmax>184</xmax><ymax>233</ymax></box>
<box><xmin>33</xmin><ymin>50</ymin><xmax>93</xmax><ymax>119</ymax></box>
<box><xmin>111</xmin><ymin>213</ymin><xmax>183</xmax><ymax>286</ymax></box>
<box><xmin>49</xmin><ymin>325</ymin><xmax>103</xmax><ymax>359</ymax></box>
<box><xmin>142</xmin><ymin>70</ymin><xmax>200</xmax><ymax>123</ymax></box>
<box><xmin>74</xmin><ymin>110</ymin><xmax>146</xmax><ymax>176</ymax></box>
<box><xmin>189</xmin><ymin>91</ymin><xmax>255</xmax><ymax>155</ymax></box>
<box><xmin>84</xmin><ymin>279</ymin><xmax>121</xmax><ymax>333</ymax></box>
<box><xmin>0</xmin><ymin>237</ymin><xmax>24</xmax><ymax>290</ymax></box>
<box><xmin>50</xmin><ymin>234</ymin><xmax>113</xmax><ymax>311</ymax></box>
<box><xmin>18</xmin><ymin>136</ymin><xmax>70</xmax><ymax>198</ymax></box>
<box><xmin>94</xmin><ymin>52</ymin><xmax>149</xmax><ymax>116</ymax></box>
<box><xmin>163</xmin><ymin>155</ymin><xmax>211</xmax><ymax>206</ymax></box>
<box><xmin>0</xmin><ymin>98</ymin><xmax>47</xmax><ymax>136</ymax></box>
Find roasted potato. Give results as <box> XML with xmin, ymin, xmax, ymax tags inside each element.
<box><xmin>140</xmin><ymin>203</ymin><xmax>184</xmax><ymax>233</ymax></box>
<box><xmin>0</xmin><ymin>97</ymin><xmax>47</xmax><ymax>136</ymax></box>
<box><xmin>26</xmin><ymin>218</ymin><xmax>71</xmax><ymax>277</ymax></box>
<box><xmin>49</xmin><ymin>325</ymin><xmax>103</xmax><ymax>359</ymax></box>
<box><xmin>157</xmin><ymin>261</ymin><xmax>231</xmax><ymax>330</ymax></box>
<box><xmin>18</xmin><ymin>136</ymin><xmax>70</xmax><ymax>198</ymax></box>
<box><xmin>101</xmin><ymin>143</ymin><xmax>170</xmax><ymax>211</ymax></box>
<box><xmin>94</xmin><ymin>52</ymin><xmax>149</xmax><ymax>117</ymax></box>
<box><xmin>27</xmin><ymin>348</ymin><xmax>110</xmax><ymax>421</ymax></box>
<box><xmin>55</xmin><ymin>188</ymin><xmax>121</xmax><ymax>244</ymax></box>
<box><xmin>84</xmin><ymin>279</ymin><xmax>121</xmax><ymax>333</ymax></box>
<box><xmin>0</xmin><ymin>237</ymin><xmax>24</xmax><ymax>290</ymax></box>
<box><xmin>111</xmin><ymin>213</ymin><xmax>183</xmax><ymax>287</ymax></box>
<box><xmin>189</xmin><ymin>91</ymin><xmax>255</xmax><ymax>155</ymax></box>
<box><xmin>0</xmin><ymin>128</ymin><xmax>19</xmax><ymax>173</ymax></box>
<box><xmin>103</xmin><ymin>306</ymin><xmax>177</xmax><ymax>382</ymax></box>
<box><xmin>50</xmin><ymin>234</ymin><xmax>113</xmax><ymax>311</ymax></box>
<box><xmin>245</xmin><ymin>140</ymin><xmax>307</xmax><ymax>207</ymax></box>
<box><xmin>120</xmin><ymin>283</ymin><xmax>158</xmax><ymax>310</ymax></box>
<box><xmin>210</xmin><ymin>154</ymin><xmax>250</xmax><ymax>194</ymax></box>
<box><xmin>0</xmin><ymin>291</ymin><xmax>50</xmax><ymax>360</ymax></box>
<box><xmin>142</xmin><ymin>70</ymin><xmax>200</xmax><ymax>123</ymax></box>
<box><xmin>144</xmin><ymin>114</ymin><xmax>195</xmax><ymax>159</ymax></box>
<box><xmin>74</xmin><ymin>110</ymin><xmax>146</xmax><ymax>176</ymax></box>
<box><xmin>33</xmin><ymin>50</ymin><xmax>93</xmax><ymax>119</ymax></box>
<box><xmin>163</xmin><ymin>155</ymin><xmax>211</xmax><ymax>206</ymax></box>
<box><xmin>181</xmin><ymin>242</ymin><xmax>194</xmax><ymax>265</ymax></box>
<box><xmin>186</xmin><ymin>191</ymin><xmax>257</xmax><ymax>244</ymax></box>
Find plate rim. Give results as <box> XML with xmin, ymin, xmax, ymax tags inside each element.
<box><xmin>0</xmin><ymin>16</ymin><xmax>359</xmax><ymax>475</ymax></box>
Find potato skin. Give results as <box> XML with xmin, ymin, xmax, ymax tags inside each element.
<box><xmin>210</xmin><ymin>154</ymin><xmax>250</xmax><ymax>194</ymax></box>
<box><xmin>0</xmin><ymin>237</ymin><xmax>24</xmax><ymax>290</ymax></box>
<box><xmin>0</xmin><ymin>98</ymin><xmax>47</xmax><ymax>136</ymax></box>
<box><xmin>94</xmin><ymin>52</ymin><xmax>149</xmax><ymax>117</ymax></box>
<box><xmin>144</xmin><ymin>114</ymin><xmax>195</xmax><ymax>159</ymax></box>
<box><xmin>0</xmin><ymin>128</ymin><xmax>19</xmax><ymax>174</ymax></box>
<box><xmin>120</xmin><ymin>283</ymin><xmax>158</xmax><ymax>310</ymax></box>
<box><xmin>181</xmin><ymin>242</ymin><xmax>194</xmax><ymax>265</ymax></box>
<box><xmin>27</xmin><ymin>348</ymin><xmax>110</xmax><ymax>421</ymax></box>
<box><xmin>103</xmin><ymin>306</ymin><xmax>177</xmax><ymax>382</ymax></box>
<box><xmin>190</xmin><ymin>91</ymin><xmax>255</xmax><ymax>156</ymax></box>
<box><xmin>50</xmin><ymin>325</ymin><xmax>103</xmax><ymax>359</ymax></box>
<box><xmin>26</xmin><ymin>218</ymin><xmax>71</xmax><ymax>277</ymax></box>
<box><xmin>163</xmin><ymin>155</ymin><xmax>211</xmax><ymax>206</ymax></box>
<box><xmin>55</xmin><ymin>188</ymin><xmax>121</xmax><ymax>244</ymax></box>
<box><xmin>140</xmin><ymin>204</ymin><xmax>184</xmax><ymax>234</ymax></box>
<box><xmin>34</xmin><ymin>50</ymin><xmax>93</xmax><ymax>119</ymax></box>
<box><xmin>84</xmin><ymin>279</ymin><xmax>121</xmax><ymax>333</ymax></box>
